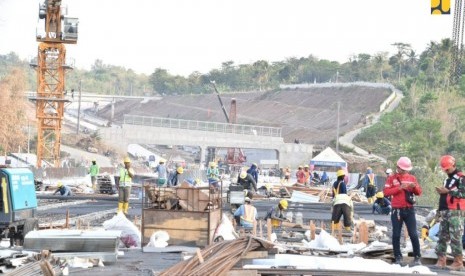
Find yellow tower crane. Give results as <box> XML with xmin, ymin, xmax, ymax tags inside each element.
<box><xmin>32</xmin><ymin>0</ymin><xmax>78</xmax><ymax>167</ymax></box>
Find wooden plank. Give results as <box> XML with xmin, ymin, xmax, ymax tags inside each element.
<box><xmin>310</xmin><ymin>220</ymin><xmax>315</xmax><ymax>240</ymax></box>
<box><xmin>281</xmin><ymin>221</ymin><xmax>309</xmax><ymax>229</ymax></box>
<box><xmin>196</xmin><ymin>248</ymin><xmax>204</xmax><ymax>264</ymax></box>
<box><xmin>267</xmin><ymin>219</ymin><xmax>272</xmax><ymax>241</ymax></box>
<box><xmin>241</xmin><ymin>251</ymin><xmax>268</xmax><ymax>259</ymax></box>
<box><xmin>226</xmin><ymin>270</ymin><xmax>258</xmax><ymax>276</ymax></box>
<box><xmin>359</xmin><ymin>221</ymin><xmax>369</xmax><ymax>244</ymax></box>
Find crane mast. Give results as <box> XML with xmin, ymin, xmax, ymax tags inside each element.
<box><xmin>451</xmin><ymin>0</ymin><xmax>465</xmax><ymax>84</ymax></box>
<box><xmin>33</xmin><ymin>0</ymin><xmax>78</xmax><ymax>167</ymax></box>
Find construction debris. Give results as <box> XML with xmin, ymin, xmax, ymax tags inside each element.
<box><xmin>24</xmin><ymin>229</ymin><xmax>122</xmax><ymax>253</ymax></box>
<box><xmin>158</xmin><ymin>236</ymin><xmax>274</xmax><ymax>276</ymax></box>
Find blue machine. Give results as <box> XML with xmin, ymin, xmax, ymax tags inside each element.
<box><xmin>0</xmin><ymin>168</ymin><xmax>39</xmax><ymax>246</ymax></box>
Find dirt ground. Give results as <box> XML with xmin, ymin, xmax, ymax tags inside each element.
<box><xmin>98</xmin><ymin>85</ymin><xmax>391</xmax><ymax>144</ymax></box>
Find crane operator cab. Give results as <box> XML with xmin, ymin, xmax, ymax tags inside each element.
<box><xmin>0</xmin><ymin>168</ymin><xmax>39</xmax><ymax>247</ymax></box>
<box><xmin>36</xmin><ymin>1</ymin><xmax>79</xmax><ymax>43</ymax></box>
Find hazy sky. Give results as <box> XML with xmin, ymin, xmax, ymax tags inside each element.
<box><xmin>0</xmin><ymin>0</ymin><xmax>453</xmax><ymax>76</ymax></box>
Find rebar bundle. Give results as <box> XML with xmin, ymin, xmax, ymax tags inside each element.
<box><xmin>159</xmin><ymin>236</ymin><xmax>273</xmax><ymax>276</ymax></box>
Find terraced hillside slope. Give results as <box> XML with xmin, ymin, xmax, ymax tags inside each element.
<box><xmin>98</xmin><ymin>84</ymin><xmax>392</xmax><ymax>145</ymax></box>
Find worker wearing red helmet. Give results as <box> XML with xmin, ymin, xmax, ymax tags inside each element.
<box><xmin>434</xmin><ymin>155</ymin><xmax>465</xmax><ymax>270</ymax></box>
<box><xmin>383</xmin><ymin>156</ymin><xmax>422</xmax><ymax>266</ymax></box>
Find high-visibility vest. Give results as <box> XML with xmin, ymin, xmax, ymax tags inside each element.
<box><xmin>446</xmin><ymin>171</ymin><xmax>465</xmax><ymax>210</ymax></box>
<box><xmin>241</xmin><ymin>204</ymin><xmax>255</xmax><ymax>224</ymax></box>
<box><xmin>119</xmin><ymin>168</ymin><xmax>133</xmax><ymax>187</ymax></box>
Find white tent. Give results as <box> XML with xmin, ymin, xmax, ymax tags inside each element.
<box><xmin>310</xmin><ymin>147</ymin><xmax>347</xmax><ymax>168</ymax></box>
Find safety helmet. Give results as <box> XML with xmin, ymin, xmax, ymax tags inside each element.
<box><xmin>279</xmin><ymin>199</ymin><xmax>288</xmax><ymax>209</ymax></box>
<box><xmin>336</xmin><ymin>169</ymin><xmax>345</xmax><ymax>177</ymax></box>
<box><xmin>440</xmin><ymin>155</ymin><xmax>455</xmax><ymax>170</ymax></box>
<box><xmin>240</xmin><ymin>172</ymin><xmax>247</xmax><ymax>179</ymax></box>
<box><xmin>57</xmin><ymin>182</ymin><xmax>63</xmax><ymax>187</ymax></box>
<box><xmin>209</xmin><ymin>162</ymin><xmax>216</xmax><ymax>167</ymax></box>
<box><xmin>245</xmin><ymin>197</ymin><xmax>251</xmax><ymax>202</ymax></box>
<box><xmin>177</xmin><ymin>167</ymin><xmax>184</xmax><ymax>174</ymax></box>
<box><xmin>385</xmin><ymin>168</ymin><xmax>393</xmax><ymax>175</ymax></box>
<box><xmin>92</xmin><ymin>159</ymin><xmax>96</xmax><ymax>162</ymax></box>
<box><xmin>397</xmin><ymin>157</ymin><xmax>412</xmax><ymax>171</ymax></box>
<box><xmin>123</xmin><ymin>157</ymin><xmax>131</xmax><ymax>163</ymax></box>
<box><xmin>159</xmin><ymin>158</ymin><xmax>166</xmax><ymax>163</ymax></box>
<box><xmin>304</xmin><ymin>165</ymin><xmax>309</xmax><ymax>168</ymax></box>
<box><xmin>376</xmin><ymin>192</ymin><xmax>384</xmax><ymax>198</ymax></box>
<box><xmin>298</xmin><ymin>165</ymin><xmax>303</xmax><ymax>169</ymax></box>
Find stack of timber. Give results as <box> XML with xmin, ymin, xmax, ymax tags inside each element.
<box><xmin>159</xmin><ymin>236</ymin><xmax>274</xmax><ymax>276</ymax></box>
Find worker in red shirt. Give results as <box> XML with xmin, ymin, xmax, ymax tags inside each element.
<box><xmin>383</xmin><ymin>156</ymin><xmax>422</xmax><ymax>266</ymax></box>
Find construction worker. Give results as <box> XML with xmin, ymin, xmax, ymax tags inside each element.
<box><xmin>247</xmin><ymin>163</ymin><xmax>259</xmax><ymax>183</ymax></box>
<box><xmin>421</xmin><ymin>209</ymin><xmax>439</xmax><ymax>242</ymax></box>
<box><xmin>118</xmin><ymin>157</ymin><xmax>134</xmax><ymax>214</ymax></box>
<box><xmin>53</xmin><ymin>182</ymin><xmax>72</xmax><ymax>196</ymax></box>
<box><xmin>155</xmin><ymin>159</ymin><xmax>168</xmax><ymax>186</ymax></box>
<box><xmin>434</xmin><ymin>155</ymin><xmax>465</xmax><ymax>270</ymax></box>
<box><xmin>303</xmin><ymin>165</ymin><xmax>311</xmax><ymax>185</ymax></box>
<box><xmin>207</xmin><ymin>162</ymin><xmax>220</xmax><ymax>188</ymax></box>
<box><xmin>384</xmin><ymin>156</ymin><xmax>422</xmax><ymax>266</ymax></box>
<box><xmin>89</xmin><ymin>159</ymin><xmax>100</xmax><ymax>191</ymax></box>
<box><xmin>372</xmin><ymin>192</ymin><xmax>391</xmax><ymax>215</ymax></box>
<box><xmin>385</xmin><ymin>168</ymin><xmax>393</xmax><ymax>177</ymax></box>
<box><xmin>320</xmin><ymin>171</ymin><xmax>329</xmax><ymax>185</ymax></box>
<box><xmin>265</xmin><ymin>199</ymin><xmax>289</xmax><ymax>228</ymax></box>
<box><xmin>331</xmin><ymin>169</ymin><xmax>353</xmax><ymax>231</ymax></box>
<box><xmin>296</xmin><ymin>166</ymin><xmax>305</xmax><ymax>184</ymax></box>
<box><xmin>363</xmin><ymin>167</ymin><xmax>377</xmax><ymax>203</ymax></box>
<box><xmin>168</xmin><ymin>166</ymin><xmax>183</xmax><ymax>186</ymax></box>
<box><xmin>237</xmin><ymin>171</ymin><xmax>257</xmax><ymax>198</ymax></box>
<box><xmin>284</xmin><ymin>167</ymin><xmax>291</xmax><ymax>183</ymax></box>
<box><xmin>233</xmin><ymin>197</ymin><xmax>257</xmax><ymax>228</ymax></box>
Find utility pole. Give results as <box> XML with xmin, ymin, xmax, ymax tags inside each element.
<box><xmin>27</xmin><ymin>121</ymin><xmax>30</xmax><ymax>154</ymax></box>
<box><xmin>76</xmin><ymin>80</ymin><xmax>82</xmax><ymax>134</ymax></box>
<box><xmin>336</xmin><ymin>101</ymin><xmax>340</xmax><ymax>153</ymax></box>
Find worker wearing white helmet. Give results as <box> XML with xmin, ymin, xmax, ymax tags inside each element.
<box><xmin>385</xmin><ymin>168</ymin><xmax>393</xmax><ymax>176</ymax></box>
<box><xmin>233</xmin><ymin>197</ymin><xmax>257</xmax><ymax>228</ymax></box>
<box><xmin>118</xmin><ymin>157</ymin><xmax>135</xmax><ymax>214</ymax></box>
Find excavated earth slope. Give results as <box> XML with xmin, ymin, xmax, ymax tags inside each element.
<box><xmin>98</xmin><ymin>84</ymin><xmax>391</xmax><ymax>145</ymax></box>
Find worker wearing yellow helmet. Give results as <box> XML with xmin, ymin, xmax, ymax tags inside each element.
<box><xmin>372</xmin><ymin>191</ymin><xmax>392</xmax><ymax>215</ymax></box>
<box><xmin>53</xmin><ymin>181</ymin><xmax>72</xmax><ymax>196</ymax></box>
<box><xmin>237</xmin><ymin>171</ymin><xmax>257</xmax><ymax>198</ymax></box>
<box><xmin>265</xmin><ymin>199</ymin><xmax>289</xmax><ymax>228</ymax></box>
<box><xmin>168</xmin><ymin>165</ymin><xmax>184</xmax><ymax>186</ymax></box>
<box><xmin>207</xmin><ymin>162</ymin><xmax>220</xmax><ymax>188</ymax></box>
<box><xmin>331</xmin><ymin>169</ymin><xmax>353</xmax><ymax>231</ymax></box>
<box><xmin>118</xmin><ymin>157</ymin><xmax>135</xmax><ymax>214</ymax></box>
